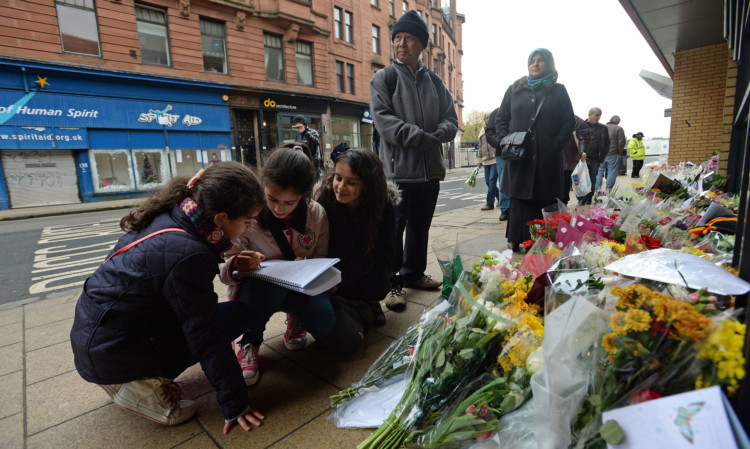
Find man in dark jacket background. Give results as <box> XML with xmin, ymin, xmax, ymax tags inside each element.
<box><xmin>561</xmin><ymin>115</ymin><xmax>591</xmax><ymax>205</ymax></box>
<box><xmin>599</xmin><ymin>115</ymin><xmax>626</xmax><ymax>191</ymax></box>
<box><xmin>293</xmin><ymin>116</ymin><xmax>322</xmax><ymax>178</ymax></box>
<box><xmin>369</xmin><ymin>10</ymin><xmax>458</xmax><ymax>311</ymax></box>
<box><xmin>578</xmin><ymin>107</ymin><xmax>610</xmax><ymax>205</ymax></box>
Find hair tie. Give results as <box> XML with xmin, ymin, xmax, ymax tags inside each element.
<box><xmin>187</xmin><ymin>169</ymin><xmax>205</xmax><ymax>188</ymax></box>
<box><xmin>292</xmin><ymin>145</ymin><xmax>304</xmax><ymax>151</ymax></box>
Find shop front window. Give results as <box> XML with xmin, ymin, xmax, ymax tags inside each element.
<box><xmin>331</xmin><ymin>116</ymin><xmax>360</xmax><ymax>149</ymax></box>
<box><xmin>133</xmin><ymin>150</ymin><xmax>168</xmax><ymax>190</ymax></box>
<box><xmin>173</xmin><ymin>149</ymin><xmax>203</xmax><ymax>177</ymax></box>
<box><xmin>280</xmin><ymin>115</ymin><xmax>322</xmax><ymax>146</ymax></box>
<box><xmin>89</xmin><ymin>149</ymin><xmax>170</xmax><ymax>193</ymax></box>
<box><xmin>90</xmin><ymin>150</ymin><xmax>134</xmax><ymax>192</ymax></box>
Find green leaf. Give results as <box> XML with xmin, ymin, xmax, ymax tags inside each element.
<box><xmin>435</xmin><ymin>350</ymin><xmax>446</xmax><ymax>368</ymax></box>
<box><xmin>600</xmin><ymin>420</ymin><xmax>625</xmax><ymax>445</ymax></box>
<box><xmin>458</xmin><ymin>348</ymin><xmax>475</xmax><ymax>358</ymax></box>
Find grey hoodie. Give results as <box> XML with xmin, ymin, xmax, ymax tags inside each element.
<box><xmin>369</xmin><ymin>60</ymin><xmax>458</xmax><ymax>183</ymax></box>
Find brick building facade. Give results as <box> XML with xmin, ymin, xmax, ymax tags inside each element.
<box><xmin>0</xmin><ymin>0</ymin><xmax>463</xmax><ymax>209</ymax></box>
<box><xmin>668</xmin><ymin>43</ymin><xmax>736</xmax><ymax>173</ymax></box>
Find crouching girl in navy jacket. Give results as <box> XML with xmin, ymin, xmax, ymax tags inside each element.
<box><xmin>71</xmin><ymin>162</ymin><xmax>266</xmax><ymax>435</ymax></box>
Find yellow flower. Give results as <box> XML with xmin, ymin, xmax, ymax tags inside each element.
<box><xmin>624</xmin><ymin>309</ymin><xmax>652</xmax><ymax>332</ymax></box>
<box><xmin>610</xmin><ymin>311</ymin><xmax>629</xmax><ymax>335</ymax></box>
<box><xmin>601</xmin><ymin>332</ymin><xmax>617</xmax><ymax>354</ymax></box>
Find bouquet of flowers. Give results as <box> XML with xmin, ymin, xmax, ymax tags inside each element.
<box><xmin>357</xmin><ymin>269</ymin><xmax>536</xmax><ymax>449</ymax></box>
<box><xmin>571</xmin><ymin>284</ymin><xmax>717</xmax><ymax>449</ymax></box>
<box><xmin>407</xmin><ymin>290</ymin><xmax>544</xmax><ymax>448</ymax></box>
<box><xmin>465</xmin><ymin>166</ymin><xmax>480</xmax><ymax>189</ymax></box>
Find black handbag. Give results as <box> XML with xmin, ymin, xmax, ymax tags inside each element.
<box><xmin>499</xmin><ymin>95</ymin><xmax>547</xmax><ymax>161</ymax></box>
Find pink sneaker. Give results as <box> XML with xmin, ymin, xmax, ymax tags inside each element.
<box><xmin>284</xmin><ymin>314</ymin><xmax>307</xmax><ymax>351</ymax></box>
<box><xmin>233</xmin><ymin>340</ymin><xmax>259</xmax><ymax>386</ymax></box>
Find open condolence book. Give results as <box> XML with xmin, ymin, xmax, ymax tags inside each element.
<box><xmin>233</xmin><ymin>258</ymin><xmax>341</xmax><ymax>296</ymax></box>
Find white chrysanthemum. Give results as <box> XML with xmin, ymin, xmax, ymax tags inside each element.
<box><xmin>479</xmin><ymin>268</ymin><xmax>504</xmax><ymax>293</ymax></box>
<box><xmin>526</xmin><ymin>346</ymin><xmax>544</xmax><ymax>374</ymax></box>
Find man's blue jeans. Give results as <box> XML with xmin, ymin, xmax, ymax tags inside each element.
<box><xmin>483</xmin><ymin>164</ymin><xmax>499</xmax><ymax>207</ymax></box>
<box><xmin>596</xmin><ymin>154</ymin><xmax>620</xmax><ymax>191</ymax></box>
<box><xmin>495</xmin><ymin>156</ymin><xmax>510</xmax><ymax>211</ymax></box>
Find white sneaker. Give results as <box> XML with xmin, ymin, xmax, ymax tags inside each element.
<box><xmin>113</xmin><ymin>377</ymin><xmax>197</xmax><ymax>425</ymax></box>
<box><xmin>234</xmin><ymin>341</ymin><xmax>260</xmax><ymax>386</ymax></box>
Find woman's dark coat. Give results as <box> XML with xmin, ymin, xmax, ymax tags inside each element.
<box><xmin>70</xmin><ymin>205</ymin><xmax>248</xmax><ymax>420</ymax></box>
<box><xmin>495</xmin><ymin>77</ymin><xmax>575</xmax><ymax>201</ymax></box>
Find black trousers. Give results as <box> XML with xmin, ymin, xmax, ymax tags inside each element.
<box><xmin>632</xmin><ymin>159</ymin><xmax>644</xmax><ymax>178</ymax></box>
<box><xmin>392</xmin><ymin>179</ymin><xmax>440</xmax><ymax>286</ymax></box>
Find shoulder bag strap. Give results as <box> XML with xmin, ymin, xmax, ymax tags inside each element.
<box><xmin>526</xmin><ymin>95</ymin><xmax>547</xmax><ymax>133</ymax></box>
<box><xmin>106</xmin><ymin>228</ymin><xmax>187</xmax><ymax>262</ymax></box>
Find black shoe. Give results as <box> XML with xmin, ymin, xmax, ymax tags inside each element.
<box><xmin>498</xmin><ymin>210</ymin><xmax>509</xmax><ymax>221</ymax></box>
<box><xmin>370</xmin><ymin>303</ymin><xmax>386</xmax><ymax>326</ymax></box>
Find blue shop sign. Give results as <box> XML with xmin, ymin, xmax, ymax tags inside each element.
<box><xmin>0</xmin><ymin>90</ymin><xmax>230</xmax><ymax>131</ymax></box>
<box><xmin>0</xmin><ymin>125</ymin><xmax>88</xmax><ymax>149</ymax></box>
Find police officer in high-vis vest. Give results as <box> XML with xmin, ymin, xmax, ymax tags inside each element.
<box><xmin>627</xmin><ymin>131</ymin><xmax>645</xmax><ymax>178</ymax></box>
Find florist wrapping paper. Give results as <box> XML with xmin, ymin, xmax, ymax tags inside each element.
<box><xmin>554</xmin><ymin>221</ymin><xmax>585</xmax><ymax>250</ymax></box>
<box><xmin>601</xmin><ymin>386</ymin><xmax>738</xmax><ymax>449</ymax></box>
<box><xmin>531</xmin><ymin>298</ymin><xmax>609</xmax><ymax>449</ymax></box>
<box><xmin>604</xmin><ymin>248</ymin><xmax>750</xmax><ymax>295</ymax></box>
<box><xmin>571</xmin><ymin>216</ymin><xmax>604</xmax><ymax>237</ymax></box>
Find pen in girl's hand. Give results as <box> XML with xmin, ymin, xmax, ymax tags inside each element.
<box><xmin>236</xmin><ymin>239</ymin><xmax>263</xmax><ymax>268</ymax></box>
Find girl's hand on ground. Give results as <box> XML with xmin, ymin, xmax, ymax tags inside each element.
<box><xmin>222</xmin><ymin>408</ymin><xmax>266</xmax><ymax>435</ymax></box>
<box><xmin>235</xmin><ymin>251</ymin><xmax>265</xmax><ymax>272</ymax></box>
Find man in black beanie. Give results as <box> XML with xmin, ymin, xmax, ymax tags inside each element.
<box><xmin>369</xmin><ymin>10</ymin><xmax>458</xmax><ymax>312</ymax></box>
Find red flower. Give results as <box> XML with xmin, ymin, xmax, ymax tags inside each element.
<box><xmin>650</xmin><ymin>320</ymin><xmax>670</xmax><ymax>337</ymax></box>
<box><xmin>610</xmin><ymin>214</ymin><xmax>619</xmax><ymax>220</ymax></box>
<box><xmin>630</xmin><ymin>388</ymin><xmax>662</xmax><ymax>404</ymax></box>
<box><xmin>527</xmin><ymin>219</ymin><xmax>545</xmax><ymax>226</ymax></box>
<box><xmin>536</xmin><ymin>229</ymin><xmax>546</xmax><ymax>235</ymax></box>
<box><xmin>522</xmin><ymin>240</ymin><xmax>534</xmax><ymax>248</ymax></box>
<box><xmin>639</xmin><ymin>234</ymin><xmax>662</xmax><ymax>249</ymax></box>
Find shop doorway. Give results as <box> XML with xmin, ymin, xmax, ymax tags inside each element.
<box><xmin>234</xmin><ymin>109</ymin><xmax>259</xmax><ymax>168</ymax></box>
<box><xmin>1</xmin><ymin>149</ymin><xmax>81</xmax><ymax>207</ymax></box>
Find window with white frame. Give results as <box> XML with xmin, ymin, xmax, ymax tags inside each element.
<box><xmin>403</xmin><ymin>1</ymin><xmax>408</xmax><ymax>13</ymax></box>
<box><xmin>200</xmin><ymin>19</ymin><xmax>226</xmax><ymax>73</ymax></box>
<box><xmin>432</xmin><ymin>24</ymin><xmax>437</xmax><ymax>45</ymax></box>
<box><xmin>263</xmin><ymin>33</ymin><xmax>284</xmax><ymax>82</ymax></box>
<box><xmin>296</xmin><ymin>40</ymin><xmax>314</xmax><ymax>86</ymax></box>
<box><xmin>136</xmin><ymin>4</ymin><xmax>170</xmax><ymax>66</ymax></box>
<box><xmin>389</xmin><ymin>0</ymin><xmax>394</xmax><ymax>16</ymax></box>
<box><xmin>56</xmin><ymin>0</ymin><xmax>101</xmax><ymax>56</ymax></box>
<box><xmin>372</xmin><ymin>25</ymin><xmax>380</xmax><ymax>54</ymax></box>
<box><xmin>370</xmin><ymin>0</ymin><xmax>378</xmax><ymax>6</ymax></box>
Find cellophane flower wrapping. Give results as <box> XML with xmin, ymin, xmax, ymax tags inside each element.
<box><xmin>466</xmin><ymin>166</ymin><xmax>480</xmax><ymax>189</ymax></box>
<box><xmin>519</xmin><ymin>238</ymin><xmax>560</xmax><ymax>280</ymax></box>
<box><xmin>531</xmin><ymin>297</ymin><xmax>609</xmax><ymax>449</ymax></box>
<box><xmin>433</xmin><ymin>235</ymin><xmax>464</xmax><ymax>299</ymax></box>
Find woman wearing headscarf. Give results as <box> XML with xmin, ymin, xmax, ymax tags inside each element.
<box><xmin>495</xmin><ymin>48</ymin><xmax>575</xmax><ymax>251</ymax></box>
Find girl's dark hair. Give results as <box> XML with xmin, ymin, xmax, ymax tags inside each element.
<box><xmin>316</xmin><ymin>148</ymin><xmax>387</xmax><ymax>255</ymax></box>
<box><xmin>120</xmin><ymin>161</ymin><xmax>264</xmax><ymax>232</ymax></box>
<box><xmin>262</xmin><ymin>146</ymin><xmax>316</xmax><ymax>201</ymax></box>
<box><xmin>256</xmin><ymin>147</ymin><xmax>316</xmax><ymax>228</ymax></box>
<box><xmin>279</xmin><ymin>142</ymin><xmax>315</xmax><ymax>166</ymax></box>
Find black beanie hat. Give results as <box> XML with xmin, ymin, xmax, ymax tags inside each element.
<box><xmin>391</xmin><ymin>11</ymin><xmax>429</xmax><ymax>49</ymax></box>
<box><xmin>293</xmin><ymin>115</ymin><xmax>306</xmax><ymax>125</ymax></box>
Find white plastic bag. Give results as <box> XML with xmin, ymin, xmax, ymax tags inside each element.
<box><xmin>571</xmin><ymin>160</ymin><xmax>591</xmax><ymax>197</ymax></box>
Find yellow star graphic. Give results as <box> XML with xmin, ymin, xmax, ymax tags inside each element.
<box><xmin>35</xmin><ymin>76</ymin><xmax>50</xmax><ymax>88</ymax></box>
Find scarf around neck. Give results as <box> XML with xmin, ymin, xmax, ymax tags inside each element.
<box><xmin>180</xmin><ymin>197</ymin><xmax>233</xmax><ymax>254</ymax></box>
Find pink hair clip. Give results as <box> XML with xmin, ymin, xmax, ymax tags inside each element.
<box><xmin>292</xmin><ymin>145</ymin><xmax>304</xmax><ymax>151</ymax></box>
<box><xmin>187</xmin><ymin>169</ymin><xmax>205</xmax><ymax>188</ymax></box>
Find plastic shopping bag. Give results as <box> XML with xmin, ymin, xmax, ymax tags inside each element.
<box><xmin>571</xmin><ymin>160</ymin><xmax>591</xmax><ymax>197</ymax></box>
